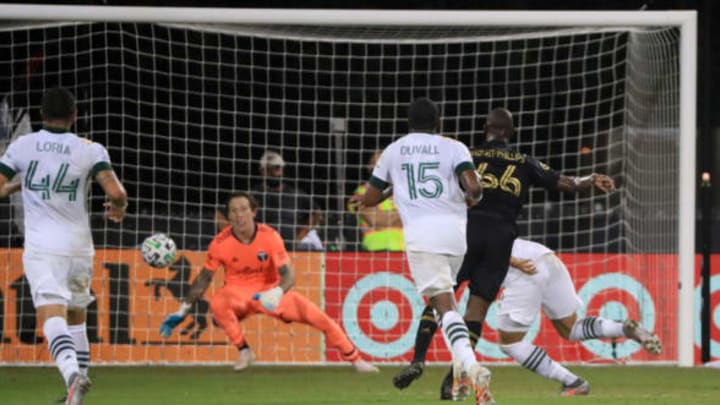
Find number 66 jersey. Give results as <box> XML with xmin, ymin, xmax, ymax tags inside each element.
<box><xmin>0</xmin><ymin>128</ymin><xmax>112</xmax><ymax>256</ymax></box>
<box><xmin>470</xmin><ymin>140</ymin><xmax>560</xmax><ymax>223</ymax></box>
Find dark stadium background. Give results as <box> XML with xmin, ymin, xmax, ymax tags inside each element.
<box><xmin>0</xmin><ymin>0</ymin><xmax>716</xmax><ymax>253</ymax></box>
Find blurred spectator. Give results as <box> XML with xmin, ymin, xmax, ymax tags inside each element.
<box><xmin>252</xmin><ymin>150</ymin><xmax>324</xmax><ymax>251</ymax></box>
<box><xmin>348</xmin><ymin>150</ymin><xmax>404</xmax><ymax>251</ymax></box>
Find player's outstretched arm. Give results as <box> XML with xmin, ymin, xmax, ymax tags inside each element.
<box><xmin>160</xmin><ymin>268</ymin><xmax>214</xmax><ymax>337</ymax></box>
<box><xmin>96</xmin><ymin>169</ymin><xmax>128</xmax><ymax>222</ymax></box>
<box><xmin>556</xmin><ymin>173</ymin><xmax>615</xmax><ymax>194</ymax></box>
<box><xmin>253</xmin><ymin>264</ymin><xmax>295</xmax><ymax>311</ymax></box>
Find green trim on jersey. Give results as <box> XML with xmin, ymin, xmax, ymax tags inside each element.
<box><xmin>368</xmin><ymin>175</ymin><xmax>389</xmax><ymax>190</ymax></box>
<box><xmin>454</xmin><ymin>161</ymin><xmax>475</xmax><ymax>176</ymax></box>
<box><xmin>0</xmin><ymin>162</ymin><xmax>16</xmax><ymax>179</ymax></box>
<box><xmin>43</xmin><ymin>126</ymin><xmax>70</xmax><ymax>134</ymax></box>
<box><xmin>91</xmin><ymin>161</ymin><xmax>112</xmax><ymax>178</ymax></box>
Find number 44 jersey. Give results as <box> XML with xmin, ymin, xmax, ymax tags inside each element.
<box><xmin>370</xmin><ymin>132</ymin><xmax>475</xmax><ymax>256</ymax></box>
<box><xmin>470</xmin><ymin>140</ymin><xmax>560</xmax><ymax>223</ymax></box>
<box><xmin>0</xmin><ymin>128</ymin><xmax>112</xmax><ymax>256</ymax></box>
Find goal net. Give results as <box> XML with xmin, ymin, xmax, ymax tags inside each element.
<box><xmin>0</xmin><ymin>7</ymin><xmax>697</xmax><ymax>366</ymax></box>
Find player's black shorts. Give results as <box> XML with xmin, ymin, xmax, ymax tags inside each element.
<box><xmin>456</xmin><ymin>214</ymin><xmax>517</xmax><ymax>302</ymax></box>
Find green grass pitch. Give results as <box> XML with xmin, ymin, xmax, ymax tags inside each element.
<box><xmin>1</xmin><ymin>365</ymin><xmax>718</xmax><ymax>404</ymax></box>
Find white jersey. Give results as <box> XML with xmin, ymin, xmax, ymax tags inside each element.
<box><xmin>511</xmin><ymin>238</ymin><xmax>554</xmax><ymax>263</ymax></box>
<box><xmin>0</xmin><ymin>129</ymin><xmax>112</xmax><ymax>256</ymax></box>
<box><xmin>371</xmin><ymin>132</ymin><xmax>474</xmax><ymax>255</ymax></box>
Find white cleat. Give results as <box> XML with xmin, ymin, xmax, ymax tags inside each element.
<box><xmin>469</xmin><ymin>363</ymin><xmax>494</xmax><ymax>405</ymax></box>
<box><xmin>451</xmin><ymin>361</ymin><xmax>471</xmax><ymax>401</ymax></box>
<box><xmin>624</xmin><ymin>319</ymin><xmax>662</xmax><ymax>355</ymax></box>
<box><xmin>233</xmin><ymin>347</ymin><xmax>255</xmax><ymax>371</ymax></box>
<box><xmin>65</xmin><ymin>373</ymin><xmax>91</xmax><ymax>405</ymax></box>
<box><xmin>353</xmin><ymin>359</ymin><xmax>379</xmax><ymax>373</ymax></box>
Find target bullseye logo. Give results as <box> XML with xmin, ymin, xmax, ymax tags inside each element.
<box><xmin>576</xmin><ymin>273</ymin><xmax>656</xmax><ymax>358</ymax></box>
<box><xmin>342</xmin><ymin>272</ymin><xmax>425</xmax><ymax>358</ymax></box>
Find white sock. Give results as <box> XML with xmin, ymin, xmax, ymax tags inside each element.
<box><xmin>440</xmin><ymin>311</ymin><xmax>477</xmax><ymax>373</ymax></box>
<box><xmin>569</xmin><ymin>317</ymin><xmax>625</xmax><ymax>341</ymax></box>
<box><xmin>44</xmin><ymin>316</ymin><xmax>79</xmax><ymax>387</ymax></box>
<box><xmin>502</xmin><ymin>341</ymin><xmax>578</xmax><ymax>386</ymax></box>
<box><xmin>69</xmin><ymin>323</ymin><xmax>89</xmax><ymax>376</ymax></box>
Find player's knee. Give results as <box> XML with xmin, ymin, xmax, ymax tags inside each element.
<box><xmin>496</xmin><ymin>313</ymin><xmax>530</xmax><ymax>342</ymax></box>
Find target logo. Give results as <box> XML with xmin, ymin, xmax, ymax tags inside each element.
<box><xmin>341</xmin><ymin>272</ymin><xmax>425</xmax><ymax>358</ymax></box>
<box><xmin>576</xmin><ymin>273</ymin><xmax>656</xmax><ymax>358</ymax></box>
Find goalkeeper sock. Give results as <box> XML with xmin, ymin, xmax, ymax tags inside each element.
<box><xmin>440</xmin><ymin>311</ymin><xmax>476</xmax><ymax>373</ymax></box>
<box><xmin>44</xmin><ymin>316</ymin><xmax>79</xmax><ymax>387</ymax></box>
<box><xmin>569</xmin><ymin>317</ymin><xmax>624</xmax><ymax>341</ymax></box>
<box><xmin>501</xmin><ymin>341</ymin><xmax>577</xmax><ymax>386</ymax></box>
<box><xmin>412</xmin><ymin>305</ymin><xmax>437</xmax><ymax>364</ymax></box>
<box><xmin>69</xmin><ymin>323</ymin><xmax>89</xmax><ymax>376</ymax></box>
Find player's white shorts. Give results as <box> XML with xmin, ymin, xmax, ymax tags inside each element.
<box><xmin>497</xmin><ymin>253</ymin><xmax>582</xmax><ymax>332</ymax></box>
<box><xmin>23</xmin><ymin>250</ymin><xmax>95</xmax><ymax>309</ymax></box>
<box><xmin>406</xmin><ymin>251</ymin><xmax>464</xmax><ymax>298</ymax></box>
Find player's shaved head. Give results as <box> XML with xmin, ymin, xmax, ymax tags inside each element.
<box><xmin>484</xmin><ymin>107</ymin><xmax>515</xmax><ymax>142</ymax></box>
<box><xmin>408</xmin><ymin>97</ymin><xmax>440</xmax><ymax>133</ymax></box>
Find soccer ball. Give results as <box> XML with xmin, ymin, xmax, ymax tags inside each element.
<box><xmin>141</xmin><ymin>233</ymin><xmax>177</xmax><ymax>268</ymax></box>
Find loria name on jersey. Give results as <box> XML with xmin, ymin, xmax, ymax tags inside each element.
<box><xmin>400</xmin><ymin>144</ymin><xmax>439</xmax><ymax>156</ymax></box>
<box><xmin>36</xmin><ymin>141</ymin><xmax>71</xmax><ymax>155</ymax></box>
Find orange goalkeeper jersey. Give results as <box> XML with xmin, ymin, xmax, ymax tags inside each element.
<box><xmin>204</xmin><ymin>223</ymin><xmax>290</xmax><ymax>293</ymax></box>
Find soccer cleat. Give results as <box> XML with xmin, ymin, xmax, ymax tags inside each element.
<box><xmin>440</xmin><ymin>367</ymin><xmax>453</xmax><ymax>400</ymax></box>
<box><xmin>560</xmin><ymin>378</ymin><xmax>590</xmax><ymax>396</ymax></box>
<box><xmin>469</xmin><ymin>363</ymin><xmax>494</xmax><ymax>405</ymax></box>
<box><xmin>65</xmin><ymin>373</ymin><xmax>91</xmax><ymax>405</ymax></box>
<box><xmin>233</xmin><ymin>347</ymin><xmax>255</xmax><ymax>371</ymax></box>
<box><xmin>353</xmin><ymin>359</ymin><xmax>379</xmax><ymax>373</ymax></box>
<box><xmin>623</xmin><ymin>319</ymin><xmax>662</xmax><ymax>355</ymax></box>
<box><xmin>392</xmin><ymin>361</ymin><xmax>424</xmax><ymax>389</ymax></box>
<box><xmin>451</xmin><ymin>361</ymin><xmax>472</xmax><ymax>402</ymax></box>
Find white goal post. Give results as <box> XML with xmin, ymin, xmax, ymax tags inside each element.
<box><xmin>0</xmin><ymin>5</ymin><xmax>696</xmax><ymax>367</ymax></box>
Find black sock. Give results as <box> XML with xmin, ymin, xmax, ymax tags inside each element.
<box><xmin>412</xmin><ymin>305</ymin><xmax>438</xmax><ymax>363</ymax></box>
<box><xmin>465</xmin><ymin>320</ymin><xmax>483</xmax><ymax>348</ymax></box>
<box><xmin>236</xmin><ymin>341</ymin><xmax>249</xmax><ymax>351</ymax></box>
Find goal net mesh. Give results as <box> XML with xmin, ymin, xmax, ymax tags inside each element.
<box><xmin>0</xmin><ymin>21</ymin><xmax>679</xmax><ymax>365</ymax></box>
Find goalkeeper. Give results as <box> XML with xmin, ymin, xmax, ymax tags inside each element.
<box><xmin>160</xmin><ymin>191</ymin><xmax>378</xmax><ymax>373</ymax></box>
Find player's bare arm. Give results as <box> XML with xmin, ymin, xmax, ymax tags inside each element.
<box><xmin>277</xmin><ymin>264</ymin><xmax>295</xmax><ymax>292</ymax></box>
<box><xmin>459</xmin><ymin>168</ymin><xmax>483</xmax><ymax>206</ymax></box>
<box><xmin>0</xmin><ymin>175</ymin><xmax>21</xmax><ymax>198</ymax></box>
<box><xmin>510</xmin><ymin>256</ymin><xmax>537</xmax><ymax>275</ymax></box>
<box><xmin>360</xmin><ymin>184</ymin><xmax>387</xmax><ymax>208</ymax></box>
<box><xmin>184</xmin><ymin>268</ymin><xmax>215</xmax><ymax>306</ymax></box>
<box><xmin>96</xmin><ymin>169</ymin><xmax>128</xmax><ymax>222</ymax></box>
<box><xmin>556</xmin><ymin>173</ymin><xmax>615</xmax><ymax>193</ymax></box>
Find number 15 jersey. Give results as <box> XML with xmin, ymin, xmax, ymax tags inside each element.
<box><xmin>0</xmin><ymin>129</ymin><xmax>112</xmax><ymax>256</ymax></box>
<box><xmin>370</xmin><ymin>132</ymin><xmax>475</xmax><ymax>256</ymax></box>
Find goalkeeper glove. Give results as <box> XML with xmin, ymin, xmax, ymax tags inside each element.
<box><xmin>252</xmin><ymin>286</ymin><xmax>284</xmax><ymax>312</ymax></box>
<box><xmin>160</xmin><ymin>302</ymin><xmax>191</xmax><ymax>338</ymax></box>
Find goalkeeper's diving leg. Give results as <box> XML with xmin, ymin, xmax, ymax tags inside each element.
<box><xmin>275</xmin><ymin>291</ymin><xmax>379</xmax><ymax>373</ymax></box>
